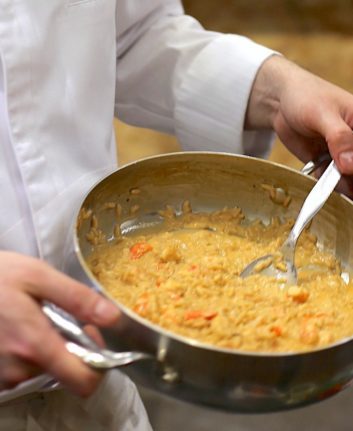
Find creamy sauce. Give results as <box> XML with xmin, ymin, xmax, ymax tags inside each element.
<box><xmin>88</xmin><ymin>205</ymin><xmax>353</xmax><ymax>353</ymax></box>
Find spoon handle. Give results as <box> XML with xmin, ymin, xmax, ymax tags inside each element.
<box><xmin>287</xmin><ymin>160</ymin><xmax>341</xmax><ymax>246</ymax></box>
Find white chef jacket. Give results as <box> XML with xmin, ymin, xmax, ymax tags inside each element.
<box><xmin>0</xmin><ymin>0</ymin><xmax>275</xmax><ymax>429</ymax></box>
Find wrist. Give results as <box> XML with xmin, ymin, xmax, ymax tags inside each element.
<box><xmin>244</xmin><ymin>55</ymin><xmax>290</xmax><ymax>130</ymax></box>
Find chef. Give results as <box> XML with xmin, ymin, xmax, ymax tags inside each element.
<box><xmin>0</xmin><ymin>0</ymin><xmax>353</xmax><ymax>430</ymax></box>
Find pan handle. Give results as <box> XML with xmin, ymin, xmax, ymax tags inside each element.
<box><xmin>42</xmin><ymin>303</ymin><xmax>102</xmax><ymax>352</ymax></box>
<box><xmin>0</xmin><ymin>304</ymin><xmax>152</xmax><ymax>399</ymax></box>
<box><xmin>301</xmin><ymin>152</ymin><xmax>332</xmax><ymax>176</ymax></box>
<box><xmin>0</xmin><ymin>302</ymin><xmax>155</xmax><ymax>402</ymax></box>
<box><xmin>42</xmin><ymin>303</ymin><xmax>151</xmax><ymax>367</ymax></box>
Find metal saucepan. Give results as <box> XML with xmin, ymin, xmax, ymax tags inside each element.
<box><xmin>74</xmin><ymin>152</ymin><xmax>353</xmax><ymax>413</ymax></box>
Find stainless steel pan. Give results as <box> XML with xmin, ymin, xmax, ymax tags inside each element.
<box><xmin>74</xmin><ymin>152</ymin><xmax>353</xmax><ymax>413</ymax></box>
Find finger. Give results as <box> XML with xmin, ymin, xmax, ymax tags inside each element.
<box><xmin>274</xmin><ymin>115</ymin><xmax>327</xmax><ymax>164</ymax></box>
<box><xmin>335</xmin><ymin>175</ymin><xmax>353</xmax><ymax>199</ymax></box>
<box><xmin>1</xmin><ymin>294</ymin><xmax>104</xmax><ymax>397</ymax></box>
<box><xmin>0</xmin><ymin>356</ymin><xmax>41</xmax><ymax>390</ymax></box>
<box><xmin>327</xmin><ymin>127</ymin><xmax>353</xmax><ymax>174</ymax></box>
<box><xmin>39</xmin><ymin>332</ymin><xmax>103</xmax><ymax>397</ymax></box>
<box><xmin>8</xmin><ymin>254</ymin><xmax>120</xmax><ymax>326</ymax></box>
<box><xmin>83</xmin><ymin>324</ymin><xmax>106</xmax><ymax>348</ymax></box>
<box><xmin>315</xmin><ymin>113</ymin><xmax>353</xmax><ymax>174</ymax></box>
<box><xmin>14</xmin><ymin>314</ymin><xmax>104</xmax><ymax>397</ymax></box>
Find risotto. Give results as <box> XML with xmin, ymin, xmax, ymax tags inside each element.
<box><xmin>87</xmin><ymin>203</ymin><xmax>353</xmax><ymax>353</ymax></box>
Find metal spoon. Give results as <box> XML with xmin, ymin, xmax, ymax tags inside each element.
<box><xmin>240</xmin><ymin>160</ymin><xmax>341</xmax><ymax>284</ymax></box>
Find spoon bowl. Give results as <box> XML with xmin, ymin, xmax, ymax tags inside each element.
<box><xmin>240</xmin><ymin>160</ymin><xmax>341</xmax><ymax>284</ymax></box>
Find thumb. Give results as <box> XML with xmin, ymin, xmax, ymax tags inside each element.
<box><xmin>324</xmin><ymin>119</ymin><xmax>353</xmax><ymax>174</ymax></box>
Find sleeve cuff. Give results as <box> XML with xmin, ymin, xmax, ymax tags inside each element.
<box><xmin>174</xmin><ymin>34</ymin><xmax>277</xmax><ymax>157</ymax></box>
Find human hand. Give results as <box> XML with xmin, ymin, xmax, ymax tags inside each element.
<box><xmin>0</xmin><ymin>251</ymin><xmax>120</xmax><ymax>397</ymax></box>
<box><xmin>245</xmin><ymin>55</ymin><xmax>353</xmax><ymax>196</ymax></box>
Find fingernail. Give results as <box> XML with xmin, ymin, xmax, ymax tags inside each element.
<box><xmin>339</xmin><ymin>151</ymin><xmax>353</xmax><ymax>171</ymax></box>
<box><xmin>94</xmin><ymin>299</ymin><xmax>120</xmax><ymax>322</ymax></box>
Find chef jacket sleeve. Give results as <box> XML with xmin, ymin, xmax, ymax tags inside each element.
<box><xmin>115</xmin><ymin>0</ymin><xmax>276</xmax><ymax>158</ymax></box>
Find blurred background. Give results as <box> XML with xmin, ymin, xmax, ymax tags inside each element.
<box><xmin>115</xmin><ymin>0</ymin><xmax>353</xmax><ymax>170</ymax></box>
